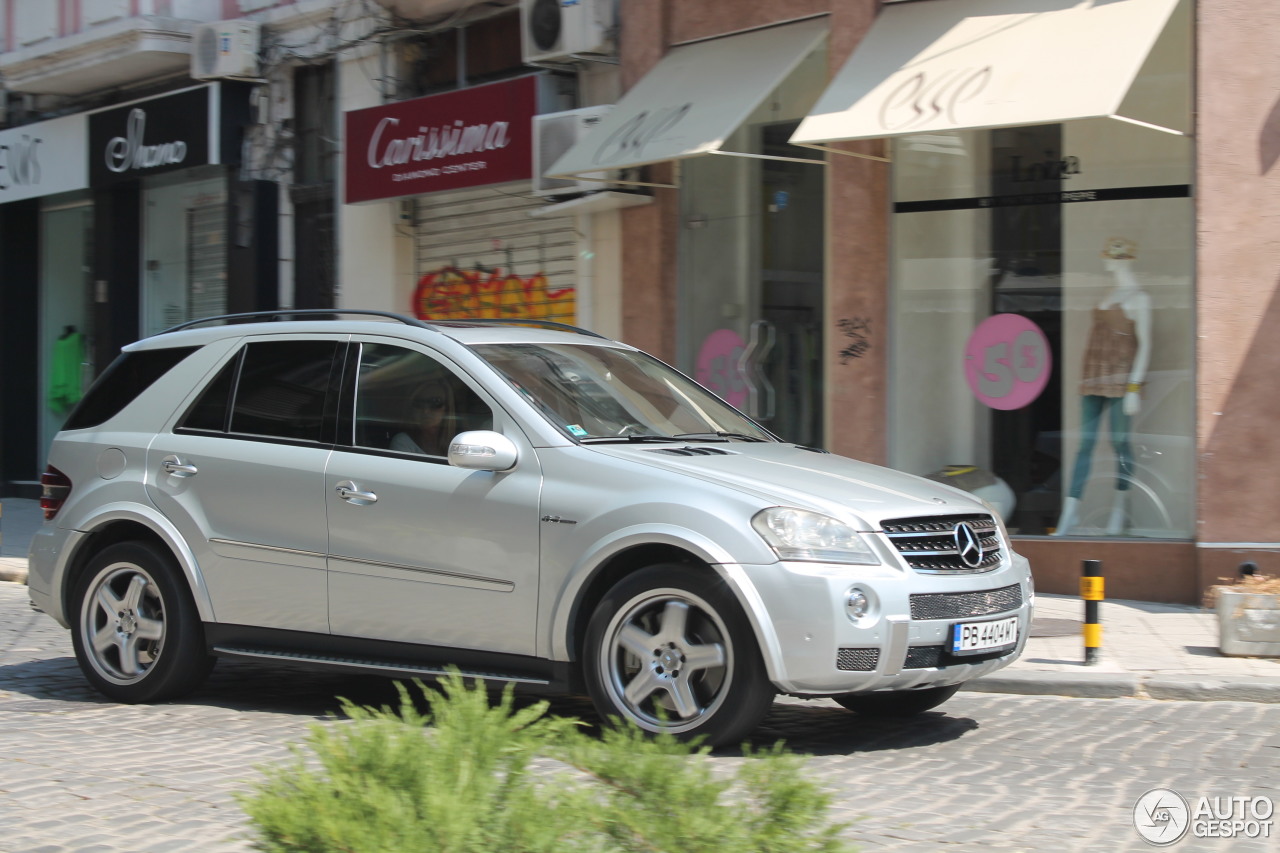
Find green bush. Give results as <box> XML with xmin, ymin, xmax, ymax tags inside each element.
<box><xmin>238</xmin><ymin>673</ymin><xmax>853</xmax><ymax>853</ymax></box>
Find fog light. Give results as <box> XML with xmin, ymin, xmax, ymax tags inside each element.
<box><xmin>846</xmin><ymin>588</ymin><xmax>870</xmax><ymax>619</ymax></box>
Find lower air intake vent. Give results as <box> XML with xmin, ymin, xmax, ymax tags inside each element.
<box><xmin>836</xmin><ymin>648</ymin><xmax>880</xmax><ymax>671</ymax></box>
<box><xmin>909</xmin><ymin>584</ymin><xmax>1023</xmax><ymax>621</ymax></box>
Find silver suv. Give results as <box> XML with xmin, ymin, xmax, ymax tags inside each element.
<box><xmin>27</xmin><ymin>311</ymin><xmax>1032</xmax><ymax>745</ymax></box>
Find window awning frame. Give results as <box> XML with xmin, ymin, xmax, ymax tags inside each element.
<box><xmin>790</xmin><ymin>0</ymin><xmax>1189</xmax><ymax>164</ymax></box>
<box><xmin>544</xmin><ymin>16</ymin><xmax>831</xmax><ymax>189</ymax></box>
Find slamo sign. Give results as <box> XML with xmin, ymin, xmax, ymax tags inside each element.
<box><xmin>89</xmin><ymin>87</ymin><xmax>213</xmax><ymax>187</ymax></box>
<box><xmin>104</xmin><ymin>108</ymin><xmax>187</xmax><ymax>173</ymax></box>
<box><xmin>345</xmin><ymin>76</ymin><xmax>535</xmax><ymax>203</ymax></box>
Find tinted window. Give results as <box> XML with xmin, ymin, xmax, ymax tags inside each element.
<box><xmin>229</xmin><ymin>340</ymin><xmax>338</xmax><ymax>442</ymax></box>
<box><xmin>353</xmin><ymin>343</ymin><xmax>492</xmax><ymax>456</ymax></box>
<box><xmin>63</xmin><ymin>347</ymin><xmax>199</xmax><ymax>431</ymax></box>
<box><xmin>178</xmin><ymin>352</ymin><xmax>240</xmax><ymax>433</ymax></box>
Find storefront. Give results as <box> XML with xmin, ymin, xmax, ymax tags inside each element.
<box><xmin>783</xmin><ymin>0</ymin><xmax>1199</xmax><ymax>598</ymax></box>
<box><xmin>0</xmin><ymin>82</ymin><xmax>268</xmax><ymax>495</ymax></box>
<box><xmin>344</xmin><ymin>75</ymin><xmax>584</xmax><ymax>324</ymax></box>
<box><xmin>87</xmin><ymin>83</ymin><xmax>271</xmax><ymax>354</ymax></box>
<box><xmin>547</xmin><ymin>17</ymin><xmax>831</xmax><ymax>444</ymax></box>
<box><xmin>0</xmin><ymin>113</ymin><xmax>91</xmax><ymax>494</ymax></box>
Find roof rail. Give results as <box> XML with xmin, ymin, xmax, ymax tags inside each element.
<box><xmin>432</xmin><ymin>318</ymin><xmax>607</xmax><ymax>339</ymax></box>
<box><xmin>159</xmin><ymin>309</ymin><xmax>433</xmax><ymax>335</ymax></box>
<box><xmin>158</xmin><ymin>310</ymin><xmax>607</xmax><ymax>339</ymax></box>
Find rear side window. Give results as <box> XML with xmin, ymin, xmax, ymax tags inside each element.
<box><xmin>178</xmin><ymin>340</ymin><xmax>339</xmax><ymax>443</ymax></box>
<box><xmin>63</xmin><ymin>347</ymin><xmax>199</xmax><ymax>431</ymax></box>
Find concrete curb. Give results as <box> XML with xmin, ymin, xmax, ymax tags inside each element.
<box><xmin>962</xmin><ymin>670</ymin><xmax>1140</xmax><ymax>699</ymax></box>
<box><xmin>963</xmin><ymin>670</ymin><xmax>1280</xmax><ymax>703</ymax></box>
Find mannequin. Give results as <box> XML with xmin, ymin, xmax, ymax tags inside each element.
<box><xmin>1054</xmin><ymin>238</ymin><xmax>1152</xmax><ymax>536</ymax></box>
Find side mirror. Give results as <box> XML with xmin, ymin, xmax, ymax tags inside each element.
<box><xmin>448</xmin><ymin>430</ymin><xmax>518</xmax><ymax>471</ymax></box>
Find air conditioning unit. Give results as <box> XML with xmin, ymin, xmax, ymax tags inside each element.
<box><xmin>532</xmin><ymin>105</ymin><xmax>613</xmax><ymax>197</ymax></box>
<box><xmin>190</xmin><ymin>20</ymin><xmax>262</xmax><ymax>81</ymax></box>
<box><xmin>521</xmin><ymin>0</ymin><xmax>615</xmax><ymax>65</ymax></box>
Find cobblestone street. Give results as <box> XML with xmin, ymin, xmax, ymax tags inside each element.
<box><xmin>2</xmin><ymin>581</ymin><xmax>1276</xmax><ymax>852</ymax></box>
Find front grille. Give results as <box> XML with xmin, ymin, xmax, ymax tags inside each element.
<box><xmin>910</xmin><ymin>584</ymin><xmax>1023</xmax><ymax>621</ymax></box>
<box><xmin>882</xmin><ymin>513</ymin><xmax>1004</xmax><ymax>572</ymax></box>
<box><xmin>904</xmin><ymin>646</ymin><xmax>943</xmax><ymax>669</ymax></box>
<box><xmin>836</xmin><ymin>648</ymin><xmax>880</xmax><ymax>671</ymax></box>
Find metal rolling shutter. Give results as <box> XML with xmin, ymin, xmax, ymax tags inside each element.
<box><xmin>412</xmin><ymin>183</ymin><xmax>578</xmax><ymax>325</ymax></box>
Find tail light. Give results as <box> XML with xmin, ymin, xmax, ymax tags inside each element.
<box><xmin>40</xmin><ymin>466</ymin><xmax>72</xmax><ymax>520</ymax></box>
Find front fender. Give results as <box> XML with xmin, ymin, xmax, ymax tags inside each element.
<box><xmin>546</xmin><ymin>523</ymin><xmax>786</xmax><ymax>683</ymax></box>
<box><xmin>49</xmin><ymin>503</ymin><xmax>214</xmax><ymax>626</ymax></box>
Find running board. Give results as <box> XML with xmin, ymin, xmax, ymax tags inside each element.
<box><xmin>211</xmin><ymin>645</ymin><xmax>553</xmax><ymax>686</ymax></box>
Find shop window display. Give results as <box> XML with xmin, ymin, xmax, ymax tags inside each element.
<box><xmin>889</xmin><ymin>125</ymin><xmax>1193</xmax><ymax>540</ymax></box>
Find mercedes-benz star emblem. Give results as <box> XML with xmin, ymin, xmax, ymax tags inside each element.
<box><xmin>954</xmin><ymin>522</ymin><xmax>984</xmax><ymax>568</ymax></box>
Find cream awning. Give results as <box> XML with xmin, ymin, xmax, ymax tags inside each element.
<box><xmin>545</xmin><ymin>17</ymin><xmax>827</xmax><ymax>185</ymax></box>
<box><xmin>791</xmin><ymin>0</ymin><xmax>1185</xmax><ymax>157</ymax></box>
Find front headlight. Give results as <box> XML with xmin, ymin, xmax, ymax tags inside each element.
<box><xmin>751</xmin><ymin>507</ymin><xmax>881</xmax><ymax>565</ymax></box>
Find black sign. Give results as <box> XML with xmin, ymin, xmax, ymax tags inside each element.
<box><xmin>89</xmin><ymin>87</ymin><xmax>211</xmax><ymax>187</ymax></box>
<box><xmin>893</xmin><ymin>184</ymin><xmax>1192</xmax><ymax>214</ymax></box>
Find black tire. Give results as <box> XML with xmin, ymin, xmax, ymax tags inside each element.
<box><xmin>832</xmin><ymin>683</ymin><xmax>962</xmax><ymax>717</ymax></box>
<box><xmin>583</xmin><ymin>564</ymin><xmax>775</xmax><ymax>746</ymax></box>
<box><xmin>70</xmin><ymin>541</ymin><xmax>214</xmax><ymax>703</ymax></box>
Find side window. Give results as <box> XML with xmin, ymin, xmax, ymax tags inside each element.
<box><xmin>64</xmin><ymin>346</ymin><xmax>199</xmax><ymax>431</ymax></box>
<box><xmin>228</xmin><ymin>340</ymin><xmax>339</xmax><ymax>442</ymax></box>
<box><xmin>353</xmin><ymin>343</ymin><xmax>492</xmax><ymax>457</ymax></box>
<box><xmin>178</xmin><ymin>351</ymin><xmax>241</xmax><ymax>433</ymax></box>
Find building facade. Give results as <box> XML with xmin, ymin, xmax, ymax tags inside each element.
<box><xmin>0</xmin><ymin>0</ymin><xmax>1276</xmax><ymax>604</ymax></box>
<box><xmin>584</xmin><ymin>0</ymin><xmax>1280</xmax><ymax>603</ymax></box>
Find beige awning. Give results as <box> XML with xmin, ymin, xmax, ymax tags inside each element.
<box><xmin>792</xmin><ymin>0</ymin><xmax>1185</xmax><ymax>158</ymax></box>
<box><xmin>546</xmin><ymin>17</ymin><xmax>827</xmax><ymax>185</ymax></box>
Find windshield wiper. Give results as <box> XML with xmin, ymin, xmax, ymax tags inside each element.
<box><xmin>578</xmin><ymin>434</ymin><xmax>690</xmax><ymax>444</ymax></box>
<box><xmin>674</xmin><ymin>431</ymin><xmax>769</xmax><ymax>442</ymax></box>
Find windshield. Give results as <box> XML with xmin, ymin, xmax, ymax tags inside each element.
<box><xmin>470</xmin><ymin>343</ymin><xmax>776</xmax><ymax>443</ymax></box>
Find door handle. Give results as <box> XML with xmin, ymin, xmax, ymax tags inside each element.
<box><xmin>161</xmin><ymin>455</ymin><xmax>198</xmax><ymax>477</ymax></box>
<box><xmin>335</xmin><ymin>480</ymin><xmax>378</xmax><ymax>505</ymax></box>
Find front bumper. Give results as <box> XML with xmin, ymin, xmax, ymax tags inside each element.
<box><xmin>726</xmin><ymin>551</ymin><xmax>1034</xmax><ymax>695</ymax></box>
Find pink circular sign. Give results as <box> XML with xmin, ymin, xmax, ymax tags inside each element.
<box><xmin>964</xmin><ymin>314</ymin><xmax>1052</xmax><ymax>410</ymax></box>
<box><xmin>695</xmin><ymin>329</ymin><xmax>748</xmax><ymax>407</ymax></box>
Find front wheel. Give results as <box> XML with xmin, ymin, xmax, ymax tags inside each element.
<box><xmin>70</xmin><ymin>541</ymin><xmax>213</xmax><ymax>703</ymax></box>
<box><xmin>583</xmin><ymin>564</ymin><xmax>775</xmax><ymax>747</ymax></box>
<box><xmin>832</xmin><ymin>684</ymin><xmax>962</xmax><ymax>717</ymax></box>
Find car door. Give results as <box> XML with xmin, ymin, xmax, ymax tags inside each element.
<box><xmin>145</xmin><ymin>335</ymin><xmax>342</xmax><ymax>633</ymax></box>
<box><xmin>324</xmin><ymin>338</ymin><xmax>542</xmax><ymax>655</ymax></box>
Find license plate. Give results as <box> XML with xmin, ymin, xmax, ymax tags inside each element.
<box><xmin>951</xmin><ymin>616</ymin><xmax>1019</xmax><ymax>655</ymax></box>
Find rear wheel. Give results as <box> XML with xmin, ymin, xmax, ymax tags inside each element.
<box><xmin>832</xmin><ymin>684</ymin><xmax>962</xmax><ymax>717</ymax></box>
<box><xmin>583</xmin><ymin>564</ymin><xmax>775</xmax><ymax>746</ymax></box>
<box><xmin>71</xmin><ymin>541</ymin><xmax>213</xmax><ymax>703</ymax></box>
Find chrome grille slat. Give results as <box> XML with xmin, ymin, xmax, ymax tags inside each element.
<box><xmin>881</xmin><ymin>513</ymin><xmax>1005</xmax><ymax>573</ymax></box>
<box><xmin>909</xmin><ymin>584</ymin><xmax>1023</xmax><ymax>621</ymax></box>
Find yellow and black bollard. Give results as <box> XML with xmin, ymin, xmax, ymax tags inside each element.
<box><xmin>1080</xmin><ymin>559</ymin><xmax>1103</xmax><ymax>665</ymax></box>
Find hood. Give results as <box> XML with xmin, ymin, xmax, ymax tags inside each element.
<box><xmin>583</xmin><ymin>442</ymin><xmax>987</xmax><ymax>529</ymax></box>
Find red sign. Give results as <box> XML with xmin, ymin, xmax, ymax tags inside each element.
<box><xmin>344</xmin><ymin>76</ymin><xmax>535</xmax><ymax>203</ymax></box>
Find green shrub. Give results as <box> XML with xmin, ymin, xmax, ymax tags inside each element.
<box><xmin>238</xmin><ymin>673</ymin><xmax>853</xmax><ymax>853</ymax></box>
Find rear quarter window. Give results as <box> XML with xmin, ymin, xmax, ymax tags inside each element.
<box><xmin>62</xmin><ymin>347</ymin><xmax>199</xmax><ymax>431</ymax></box>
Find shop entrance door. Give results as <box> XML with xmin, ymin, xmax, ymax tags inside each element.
<box><xmin>681</xmin><ymin>122</ymin><xmax>825</xmax><ymax>447</ymax></box>
<box><xmin>39</xmin><ymin>202</ymin><xmax>93</xmax><ymax>463</ymax></box>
